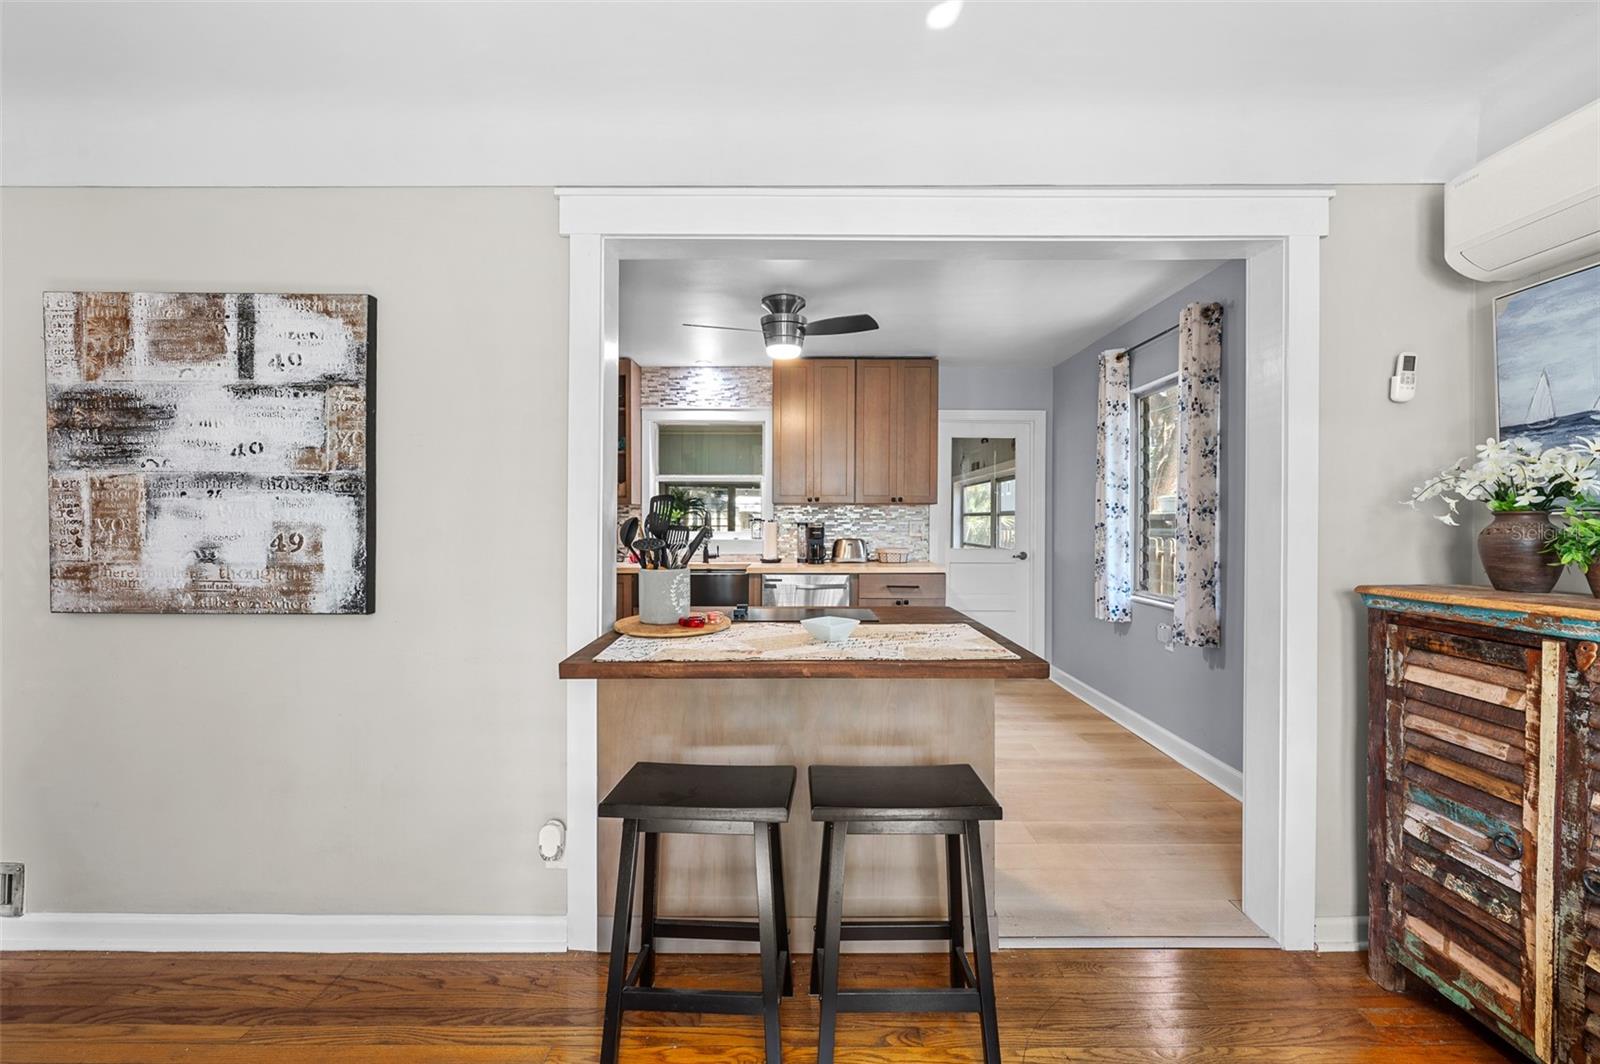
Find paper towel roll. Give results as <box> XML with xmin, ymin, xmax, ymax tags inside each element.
<box><xmin>763</xmin><ymin>521</ymin><xmax>780</xmax><ymax>559</ymax></box>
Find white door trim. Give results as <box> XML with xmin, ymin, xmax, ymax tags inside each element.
<box><xmin>558</xmin><ymin>186</ymin><xmax>1330</xmax><ymax>951</ymax></box>
<box><xmin>933</xmin><ymin>408</ymin><xmax>1048</xmax><ymax>655</ymax></box>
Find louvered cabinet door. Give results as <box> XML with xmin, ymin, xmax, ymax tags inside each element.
<box><xmin>1560</xmin><ymin>641</ymin><xmax>1600</xmax><ymax>1063</ymax></box>
<box><xmin>1377</xmin><ymin>620</ymin><xmax>1561</xmax><ymax>1060</ymax></box>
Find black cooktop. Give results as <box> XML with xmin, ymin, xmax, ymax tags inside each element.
<box><xmin>734</xmin><ymin>607</ymin><xmax>880</xmax><ymax>622</ymax></box>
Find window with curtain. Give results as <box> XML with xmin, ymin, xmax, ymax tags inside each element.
<box><xmin>655</xmin><ymin>423</ymin><xmax>764</xmax><ymax>534</ymax></box>
<box><xmin>1137</xmin><ymin>381</ymin><xmax>1180</xmax><ymax>599</ymax></box>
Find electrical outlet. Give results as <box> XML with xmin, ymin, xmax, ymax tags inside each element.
<box><xmin>1156</xmin><ymin>622</ymin><xmax>1177</xmax><ymax>653</ymax></box>
<box><xmin>538</xmin><ymin>820</ymin><xmax>567</xmax><ymax>869</ymax></box>
<box><xmin>0</xmin><ymin>863</ymin><xmax>23</xmax><ymax>917</ymax></box>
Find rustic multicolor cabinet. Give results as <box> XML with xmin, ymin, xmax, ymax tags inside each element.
<box><xmin>1362</xmin><ymin>584</ymin><xmax>1600</xmax><ymax>1062</ymax></box>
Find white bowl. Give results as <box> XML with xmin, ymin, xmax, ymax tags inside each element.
<box><xmin>802</xmin><ymin>615</ymin><xmax>860</xmax><ymax>643</ymax></box>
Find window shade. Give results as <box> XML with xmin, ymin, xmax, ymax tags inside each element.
<box><xmin>658</xmin><ymin>424</ymin><xmax>762</xmax><ymax>476</ymax></box>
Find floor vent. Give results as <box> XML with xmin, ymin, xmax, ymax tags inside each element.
<box><xmin>0</xmin><ymin>863</ymin><xmax>23</xmax><ymax>917</ymax></box>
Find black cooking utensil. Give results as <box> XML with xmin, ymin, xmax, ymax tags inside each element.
<box><xmin>632</xmin><ymin>537</ymin><xmax>664</xmax><ymax>570</ymax></box>
<box><xmin>645</xmin><ymin>494</ymin><xmax>674</xmax><ymax>538</ymax></box>
<box><xmin>664</xmin><ymin>526</ymin><xmax>691</xmax><ymax>568</ymax></box>
<box><xmin>681</xmin><ymin>526</ymin><xmax>712</xmax><ymax>567</ymax></box>
<box><xmin>618</xmin><ymin>516</ymin><xmax>640</xmax><ymax>556</ymax></box>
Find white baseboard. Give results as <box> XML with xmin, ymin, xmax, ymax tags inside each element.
<box><xmin>1049</xmin><ymin>666</ymin><xmax>1244</xmax><ymax>800</ymax></box>
<box><xmin>0</xmin><ymin>913</ymin><xmax>567</xmax><ymax>953</ymax></box>
<box><xmin>1313</xmin><ymin>916</ymin><xmax>1369</xmax><ymax>952</ymax></box>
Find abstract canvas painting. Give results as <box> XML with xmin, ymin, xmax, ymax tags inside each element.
<box><xmin>1495</xmin><ymin>263</ymin><xmax>1600</xmax><ymax>450</ymax></box>
<box><xmin>45</xmin><ymin>292</ymin><xmax>375</xmax><ymax>613</ymax></box>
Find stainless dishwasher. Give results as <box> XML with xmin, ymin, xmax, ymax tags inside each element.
<box><xmin>760</xmin><ymin>572</ymin><xmax>854</xmax><ymax>608</ymax></box>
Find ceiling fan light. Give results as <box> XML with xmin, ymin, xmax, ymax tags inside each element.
<box><xmin>925</xmin><ymin>0</ymin><xmax>963</xmax><ymax>29</ymax></box>
<box><xmin>765</xmin><ymin>340</ymin><xmax>803</xmax><ymax>360</ymax></box>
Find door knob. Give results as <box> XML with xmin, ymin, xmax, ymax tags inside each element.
<box><xmin>1012</xmin><ymin>551</ymin><xmax>1028</xmax><ymax>560</ymax></box>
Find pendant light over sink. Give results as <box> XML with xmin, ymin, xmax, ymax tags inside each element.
<box><xmin>683</xmin><ymin>293</ymin><xmax>879</xmax><ymax>360</ymax></box>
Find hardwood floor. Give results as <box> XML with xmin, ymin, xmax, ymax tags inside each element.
<box><xmin>0</xmin><ymin>948</ymin><xmax>1522</xmax><ymax>1061</ymax></box>
<box><xmin>994</xmin><ymin>678</ymin><xmax>1260</xmax><ymax>939</ymax></box>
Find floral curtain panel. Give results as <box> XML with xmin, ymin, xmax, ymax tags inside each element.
<box><xmin>1094</xmin><ymin>349</ymin><xmax>1133</xmax><ymax>622</ymax></box>
<box><xmin>1173</xmin><ymin>302</ymin><xmax>1224</xmax><ymax>647</ymax></box>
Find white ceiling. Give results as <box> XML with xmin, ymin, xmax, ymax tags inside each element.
<box><xmin>620</xmin><ymin>249</ymin><xmax>1225</xmax><ymax>367</ymax></box>
<box><xmin>3</xmin><ymin>2</ymin><xmax>1595</xmax><ymax>186</ymax></box>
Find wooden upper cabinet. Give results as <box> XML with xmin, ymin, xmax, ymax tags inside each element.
<box><xmin>855</xmin><ymin>360</ymin><xmax>896</xmax><ymax>504</ymax></box>
<box><xmin>773</xmin><ymin>359</ymin><xmax>855</xmax><ymax>504</ymax></box>
<box><xmin>618</xmin><ymin>357</ymin><xmax>641</xmax><ymax>505</ymax></box>
<box><xmin>855</xmin><ymin>358</ymin><xmax>938</xmax><ymax>505</ymax></box>
<box><xmin>808</xmin><ymin>359</ymin><xmax>856</xmax><ymax>503</ymax></box>
<box><xmin>772</xmin><ymin>360</ymin><xmax>813</xmax><ymax>504</ymax></box>
<box><xmin>891</xmin><ymin>359</ymin><xmax>938</xmax><ymax>504</ymax></box>
<box><xmin>775</xmin><ymin>357</ymin><xmax>936</xmax><ymax>506</ymax></box>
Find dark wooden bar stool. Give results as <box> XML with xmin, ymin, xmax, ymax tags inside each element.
<box><xmin>598</xmin><ymin>761</ymin><xmax>797</xmax><ymax>1064</ymax></box>
<box><xmin>807</xmin><ymin>763</ymin><xmax>1002</xmax><ymax>1064</ymax></box>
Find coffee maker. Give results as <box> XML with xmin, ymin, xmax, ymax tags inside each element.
<box><xmin>803</xmin><ymin>523</ymin><xmax>827</xmax><ymax>564</ymax></box>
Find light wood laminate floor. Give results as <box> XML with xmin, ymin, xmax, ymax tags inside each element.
<box><xmin>994</xmin><ymin>679</ymin><xmax>1262</xmax><ymax>939</ymax></box>
<box><xmin>1</xmin><ymin>949</ymin><xmax>1522</xmax><ymax>1062</ymax></box>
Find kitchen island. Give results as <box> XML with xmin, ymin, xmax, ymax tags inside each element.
<box><xmin>559</xmin><ymin>607</ymin><xmax>1047</xmax><ymax>944</ymax></box>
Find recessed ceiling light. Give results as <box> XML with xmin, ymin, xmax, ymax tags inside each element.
<box><xmin>925</xmin><ymin>0</ymin><xmax>963</xmax><ymax>30</ymax></box>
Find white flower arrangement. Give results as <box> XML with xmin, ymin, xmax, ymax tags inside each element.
<box><xmin>1407</xmin><ymin>437</ymin><xmax>1600</xmax><ymax>525</ymax></box>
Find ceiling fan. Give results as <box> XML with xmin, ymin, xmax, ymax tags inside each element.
<box><xmin>683</xmin><ymin>293</ymin><xmax>879</xmax><ymax>360</ymax></box>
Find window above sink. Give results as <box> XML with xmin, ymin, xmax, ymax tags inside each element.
<box><xmin>643</xmin><ymin>408</ymin><xmax>772</xmax><ymax>542</ymax></box>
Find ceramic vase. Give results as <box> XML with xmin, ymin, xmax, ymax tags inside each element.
<box><xmin>1477</xmin><ymin>510</ymin><xmax>1561</xmax><ymax>593</ymax></box>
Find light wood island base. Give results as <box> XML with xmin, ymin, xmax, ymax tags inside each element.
<box><xmin>597</xmin><ymin>676</ymin><xmax>997</xmax><ymax>949</ymax></box>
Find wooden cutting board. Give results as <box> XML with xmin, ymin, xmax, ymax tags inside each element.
<box><xmin>613</xmin><ymin>613</ymin><xmax>733</xmax><ymax>638</ymax></box>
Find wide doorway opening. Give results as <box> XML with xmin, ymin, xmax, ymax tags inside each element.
<box><xmin>559</xmin><ymin>189</ymin><xmax>1327</xmax><ymax>953</ymax></box>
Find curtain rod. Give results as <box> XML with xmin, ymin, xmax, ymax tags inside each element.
<box><xmin>1114</xmin><ymin>323</ymin><xmax>1179</xmax><ymax>359</ymax></box>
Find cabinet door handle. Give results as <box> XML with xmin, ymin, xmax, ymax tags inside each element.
<box><xmin>1584</xmin><ymin>871</ymin><xmax>1600</xmax><ymax>901</ymax></box>
<box><xmin>885</xmin><ymin>584</ymin><xmax>921</xmax><ymax>590</ymax></box>
<box><xmin>1490</xmin><ymin>831</ymin><xmax>1524</xmax><ymax>861</ymax></box>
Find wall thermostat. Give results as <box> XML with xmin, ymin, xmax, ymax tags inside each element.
<box><xmin>1390</xmin><ymin>351</ymin><xmax>1418</xmax><ymax>403</ymax></box>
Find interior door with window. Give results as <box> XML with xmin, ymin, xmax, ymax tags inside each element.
<box><xmin>935</xmin><ymin>413</ymin><xmax>1045</xmax><ymax>652</ymax></box>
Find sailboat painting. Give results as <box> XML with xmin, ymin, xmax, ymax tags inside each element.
<box><xmin>1496</xmin><ymin>263</ymin><xmax>1600</xmax><ymax>450</ymax></box>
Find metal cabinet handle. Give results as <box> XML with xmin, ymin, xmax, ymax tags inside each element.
<box><xmin>1490</xmin><ymin>832</ymin><xmax>1524</xmax><ymax>861</ymax></box>
<box><xmin>1584</xmin><ymin>871</ymin><xmax>1600</xmax><ymax>901</ymax></box>
<box><xmin>1013</xmin><ymin>551</ymin><xmax>1029</xmax><ymax>560</ymax></box>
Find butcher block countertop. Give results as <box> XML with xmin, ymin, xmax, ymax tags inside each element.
<box><xmin>558</xmin><ymin>606</ymin><xmax>1047</xmax><ymax>679</ymax></box>
<box><xmin>615</xmin><ymin>560</ymin><xmax>945</xmax><ymax>575</ymax></box>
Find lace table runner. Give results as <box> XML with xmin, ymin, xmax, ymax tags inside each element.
<box><xmin>594</xmin><ymin>622</ymin><xmax>1018</xmax><ymax>663</ymax></box>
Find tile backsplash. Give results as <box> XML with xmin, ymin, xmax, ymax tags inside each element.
<box><xmin>619</xmin><ymin>505</ymin><xmax>932</xmax><ymax>561</ymax></box>
<box><xmin>640</xmin><ymin>366</ymin><xmax>771</xmax><ymax>409</ymax></box>
<box><xmin>772</xmin><ymin>504</ymin><xmax>931</xmax><ymax>560</ymax></box>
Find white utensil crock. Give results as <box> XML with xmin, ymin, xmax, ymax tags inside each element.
<box><xmin>639</xmin><ymin>568</ymin><xmax>691</xmax><ymax>625</ymax></box>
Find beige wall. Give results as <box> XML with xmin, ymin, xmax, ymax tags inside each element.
<box><xmin>1</xmin><ymin>188</ymin><xmax>570</xmax><ymax>914</ymax></box>
<box><xmin>1316</xmin><ymin>185</ymin><xmax>1484</xmax><ymax>926</ymax></box>
<box><xmin>4</xmin><ymin>183</ymin><xmax>1570</xmax><ymax>936</ymax></box>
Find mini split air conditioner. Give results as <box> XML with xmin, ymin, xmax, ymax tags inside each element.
<box><xmin>1445</xmin><ymin>100</ymin><xmax>1600</xmax><ymax>282</ymax></box>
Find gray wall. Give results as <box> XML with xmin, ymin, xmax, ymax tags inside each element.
<box><xmin>1316</xmin><ymin>185</ymin><xmax>1485</xmax><ymax>929</ymax></box>
<box><xmin>1050</xmin><ymin>261</ymin><xmax>1246</xmax><ymax>771</ymax></box>
<box><xmin>1</xmin><ymin>188</ymin><xmax>571</xmax><ymax>915</ymax></box>
<box><xmin>939</xmin><ymin>363</ymin><xmax>1054</xmax><ymax>412</ymax></box>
